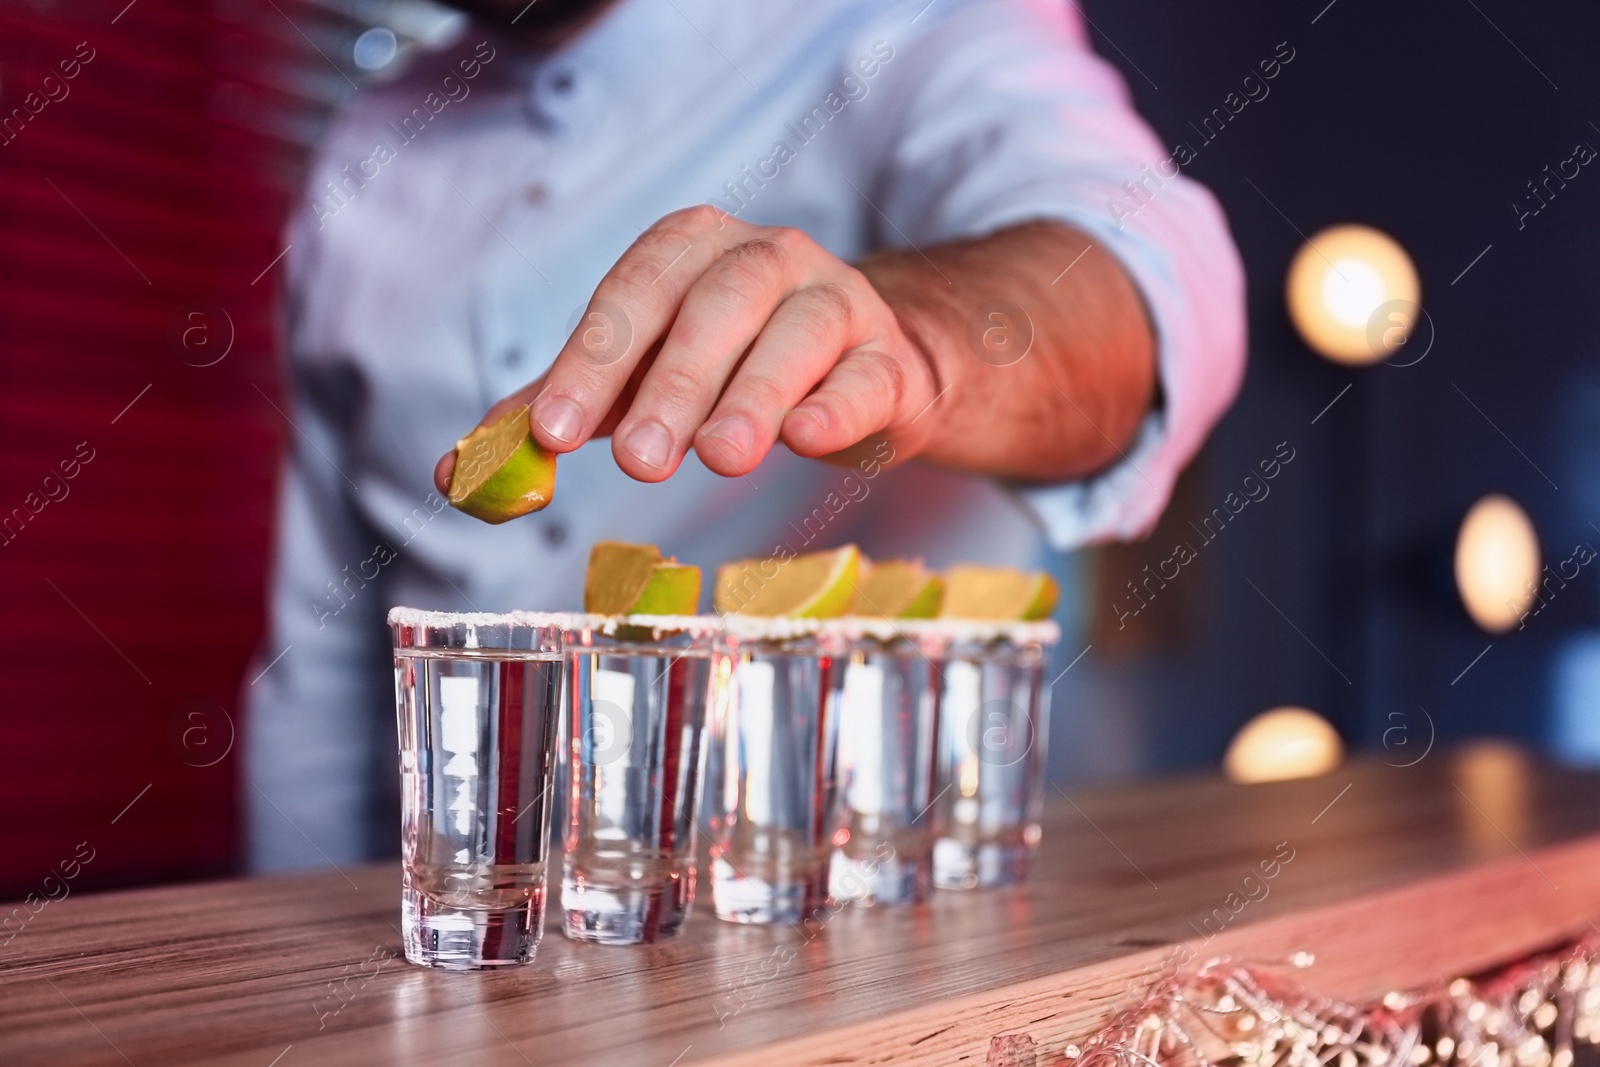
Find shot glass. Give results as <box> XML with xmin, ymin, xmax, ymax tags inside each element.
<box><xmin>827</xmin><ymin>621</ymin><xmax>949</xmax><ymax>906</ymax></box>
<box><xmin>390</xmin><ymin>608</ymin><xmax>567</xmax><ymax>969</ymax></box>
<box><xmin>931</xmin><ymin>621</ymin><xmax>1059</xmax><ymax>890</ymax></box>
<box><xmin>706</xmin><ymin>619</ymin><xmax>844</xmax><ymax>924</ymax></box>
<box><xmin>561</xmin><ymin>616</ymin><xmax>717</xmax><ymax>944</ymax></box>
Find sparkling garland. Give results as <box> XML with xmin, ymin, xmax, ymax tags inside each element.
<box><xmin>1056</xmin><ymin>938</ymin><xmax>1600</xmax><ymax>1067</ymax></box>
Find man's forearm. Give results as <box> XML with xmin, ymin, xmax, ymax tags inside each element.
<box><xmin>859</xmin><ymin>220</ymin><xmax>1156</xmax><ymax>483</ymax></box>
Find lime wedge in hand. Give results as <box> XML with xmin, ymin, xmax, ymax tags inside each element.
<box><xmin>447</xmin><ymin>406</ymin><xmax>557</xmax><ymax>524</ymax></box>
<box><xmin>940</xmin><ymin>565</ymin><xmax>1058</xmax><ymax>620</ymax></box>
<box><xmin>714</xmin><ymin>544</ymin><xmax>861</xmax><ymax>617</ymax></box>
<box><xmin>850</xmin><ymin>559</ymin><xmax>943</xmax><ymax>618</ymax></box>
<box><xmin>585</xmin><ymin>541</ymin><xmax>701</xmax><ymax>615</ymax></box>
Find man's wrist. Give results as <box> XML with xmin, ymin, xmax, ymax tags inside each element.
<box><xmin>853</xmin><ymin>221</ymin><xmax>1158</xmax><ymax>482</ymax></box>
<box><xmin>856</xmin><ymin>253</ymin><xmax>963</xmax><ymax>444</ymax></box>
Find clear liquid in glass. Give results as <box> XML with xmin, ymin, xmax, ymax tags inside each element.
<box><xmin>395</xmin><ymin>649</ymin><xmax>561</xmax><ymax>968</ymax></box>
<box><xmin>707</xmin><ymin>643</ymin><xmax>841</xmax><ymax>924</ymax></box>
<box><xmin>563</xmin><ymin>644</ymin><xmax>711</xmax><ymax>944</ymax></box>
<box><xmin>829</xmin><ymin>643</ymin><xmax>942</xmax><ymax>905</ymax></box>
<box><xmin>932</xmin><ymin>643</ymin><xmax>1049</xmax><ymax>890</ymax></box>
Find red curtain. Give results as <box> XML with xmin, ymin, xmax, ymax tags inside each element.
<box><xmin>0</xmin><ymin>0</ymin><xmax>351</xmax><ymax>895</ymax></box>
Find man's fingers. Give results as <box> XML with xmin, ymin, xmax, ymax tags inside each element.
<box><xmin>530</xmin><ymin>206</ymin><xmax>745</xmax><ymax>454</ymax></box>
<box><xmin>692</xmin><ymin>283</ymin><xmax>854</xmax><ymax>476</ymax></box>
<box><xmin>434</xmin><ymin>450</ymin><xmax>455</xmax><ymax>496</ymax></box>
<box><xmin>781</xmin><ymin>346</ymin><xmax>933</xmax><ymax>458</ymax></box>
<box><xmin>614</xmin><ymin>234</ymin><xmax>808</xmax><ymax>480</ymax></box>
<box><xmin>444</xmin><ymin>213</ymin><xmax>918</xmax><ymax>486</ymax></box>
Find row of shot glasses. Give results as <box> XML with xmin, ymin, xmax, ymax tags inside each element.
<box><xmin>389</xmin><ymin>607</ymin><xmax>1058</xmax><ymax>969</ymax></box>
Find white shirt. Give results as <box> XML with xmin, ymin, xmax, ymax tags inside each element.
<box><xmin>245</xmin><ymin>0</ymin><xmax>1245</xmax><ymax>870</ymax></box>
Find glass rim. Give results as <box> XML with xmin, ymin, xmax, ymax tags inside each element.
<box><xmin>388</xmin><ymin>607</ymin><xmax>1059</xmax><ymax>648</ymax></box>
<box><xmin>579</xmin><ymin>613</ymin><xmax>722</xmax><ymax>640</ymax></box>
<box><xmin>387</xmin><ymin>606</ymin><xmax>585</xmax><ymax>631</ymax></box>
<box><xmin>388</xmin><ymin>607</ymin><xmax>722</xmax><ymax>634</ymax></box>
<box><xmin>387</xmin><ymin>607</ymin><xmax>722</xmax><ymax>650</ymax></box>
<box><xmin>718</xmin><ymin>614</ymin><xmax>1061</xmax><ymax>647</ymax></box>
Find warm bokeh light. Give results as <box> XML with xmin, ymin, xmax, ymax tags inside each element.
<box><xmin>1455</xmin><ymin>494</ymin><xmax>1541</xmax><ymax>633</ymax></box>
<box><xmin>1452</xmin><ymin>740</ymin><xmax>1531</xmax><ymax>855</ymax></box>
<box><xmin>1286</xmin><ymin>224</ymin><xmax>1421</xmax><ymax>365</ymax></box>
<box><xmin>1223</xmin><ymin>706</ymin><xmax>1344</xmax><ymax>784</ymax></box>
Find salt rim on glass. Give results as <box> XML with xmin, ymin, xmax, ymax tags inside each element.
<box><xmin>387</xmin><ymin>607</ymin><xmax>721</xmax><ymax>643</ymax></box>
<box><xmin>715</xmin><ymin>613</ymin><xmax>1060</xmax><ymax>647</ymax></box>
<box><xmin>387</xmin><ymin>607</ymin><xmax>1058</xmax><ymax>647</ymax></box>
<box><xmin>387</xmin><ymin>606</ymin><xmax>588</xmax><ymax>631</ymax></box>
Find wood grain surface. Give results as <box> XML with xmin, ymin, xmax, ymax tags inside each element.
<box><xmin>5</xmin><ymin>748</ymin><xmax>1600</xmax><ymax>1067</ymax></box>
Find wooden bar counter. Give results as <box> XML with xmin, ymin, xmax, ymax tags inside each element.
<box><xmin>6</xmin><ymin>748</ymin><xmax>1600</xmax><ymax>1066</ymax></box>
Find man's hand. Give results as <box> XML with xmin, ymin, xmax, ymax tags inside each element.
<box><xmin>435</xmin><ymin>208</ymin><xmax>1156</xmax><ymax>495</ymax></box>
<box><xmin>435</xmin><ymin>206</ymin><xmax>940</xmax><ymax>492</ymax></box>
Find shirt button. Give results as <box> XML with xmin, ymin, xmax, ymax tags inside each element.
<box><xmin>524</xmin><ymin>184</ymin><xmax>549</xmax><ymax>205</ymax></box>
<box><xmin>542</xmin><ymin>520</ymin><xmax>569</xmax><ymax>549</ymax></box>
<box><xmin>550</xmin><ymin>71</ymin><xmax>574</xmax><ymax>94</ymax></box>
<box><xmin>504</xmin><ymin>346</ymin><xmax>524</xmax><ymax>369</ymax></box>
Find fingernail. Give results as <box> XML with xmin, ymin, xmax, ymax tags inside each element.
<box><xmin>703</xmin><ymin>415</ymin><xmax>754</xmax><ymax>456</ymax></box>
<box><xmin>535</xmin><ymin>397</ymin><xmax>583</xmax><ymax>443</ymax></box>
<box><xmin>622</xmin><ymin>420</ymin><xmax>674</xmax><ymax>470</ymax></box>
<box><xmin>792</xmin><ymin>404</ymin><xmax>830</xmax><ymax>432</ymax></box>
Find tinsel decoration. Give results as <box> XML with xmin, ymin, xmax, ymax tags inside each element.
<box><xmin>1057</xmin><ymin>937</ymin><xmax>1600</xmax><ymax>1067</ymax></box>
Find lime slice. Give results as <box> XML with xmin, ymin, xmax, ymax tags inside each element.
<box><xmin>714</xmin><ymin>544</ymin><xmax>860</xmax><ymax>617</ymax></box>
<box><xmin>586</xmin><ymin>541</ymin><xmax>663</xmax><ymax>612</ymax></box>
<box><xmin>629</xmin><ymin>564</ymin><xmax>701</xmax><ymax>615</ymax></box>
<box><xmin>940</xmin><ymin>565</ymin><xmax>1058</xmax><ymax>620</ymax></box>
<box><xmin>585</xmin><ymin>541</ymin><xmax>701</xmax><ymax>615</ymax></box>
<box><xmin>850</xmin><ymin>559</ymin><xmax>943</xmax><ymax>618</ymax></box>
<box><xmin>447</xmin><ymin>406</ymin><xmax>557</xmax><ymax>524</ymax></box>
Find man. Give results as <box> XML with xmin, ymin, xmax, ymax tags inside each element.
<box><xmin>245</xmin><ymin>0</ymin><xmax>1244</xmax><ymax>869</ymax></box>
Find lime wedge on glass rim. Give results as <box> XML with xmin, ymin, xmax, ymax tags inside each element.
<box><xmin>850</xmin><ymin>559</ymin><xmax>944</xmax><ymax>618</ymax></box>
<box><xmin>940</xmin><ymin>564</ymin><xmax>1058</xmax><ymax>620</ymax></box>
<box><xmin>446</xmin><ymin>405</ymin><xmax>558</xmax><ymax>524</ymax></box>
<box><xmin>585</xmin><ymin>541</ymin><xmax>702</xmax><ymax>616</ymax></box>
<box><xmin>713</xmin><ymin>544</ymin><xmax>861</xmax><ymax>617</ymax></box>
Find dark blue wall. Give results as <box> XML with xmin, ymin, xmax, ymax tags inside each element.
<box><xmin>1055</xmin><ymin>0</ymin><xmax>1600</xmax><ymax>780</ymax></box>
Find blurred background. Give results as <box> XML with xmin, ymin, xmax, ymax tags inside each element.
<box><xmin>2</xmin><ymin>0</ymin><xmax>1597</xmax><ymax>896</ymax></box>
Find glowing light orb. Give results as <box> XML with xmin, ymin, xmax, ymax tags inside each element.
<box><xmin>1224</xmin><ymin>707</ymin><xmax>1344</xmax><ymax>784</ymax></box>
<box><xmin>1455</xmin><ymin>494</ymin><xmax>1540</xmax><ymax>633</ymax></box>
<box><xmin>1286</xmin><ymin>225</ymin><xmax>1420</xmax><ymax>365</ymax></box>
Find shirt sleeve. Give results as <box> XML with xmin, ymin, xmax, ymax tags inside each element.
<box><xmin>238</xmin><ymin>191</ymin><xmax>395</xmax><ymax>872</ymax></box>
<box><xmin>861</xmin><ymin>0</ymin><xmax>1247</xmax><ymax>549</ymax></box>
